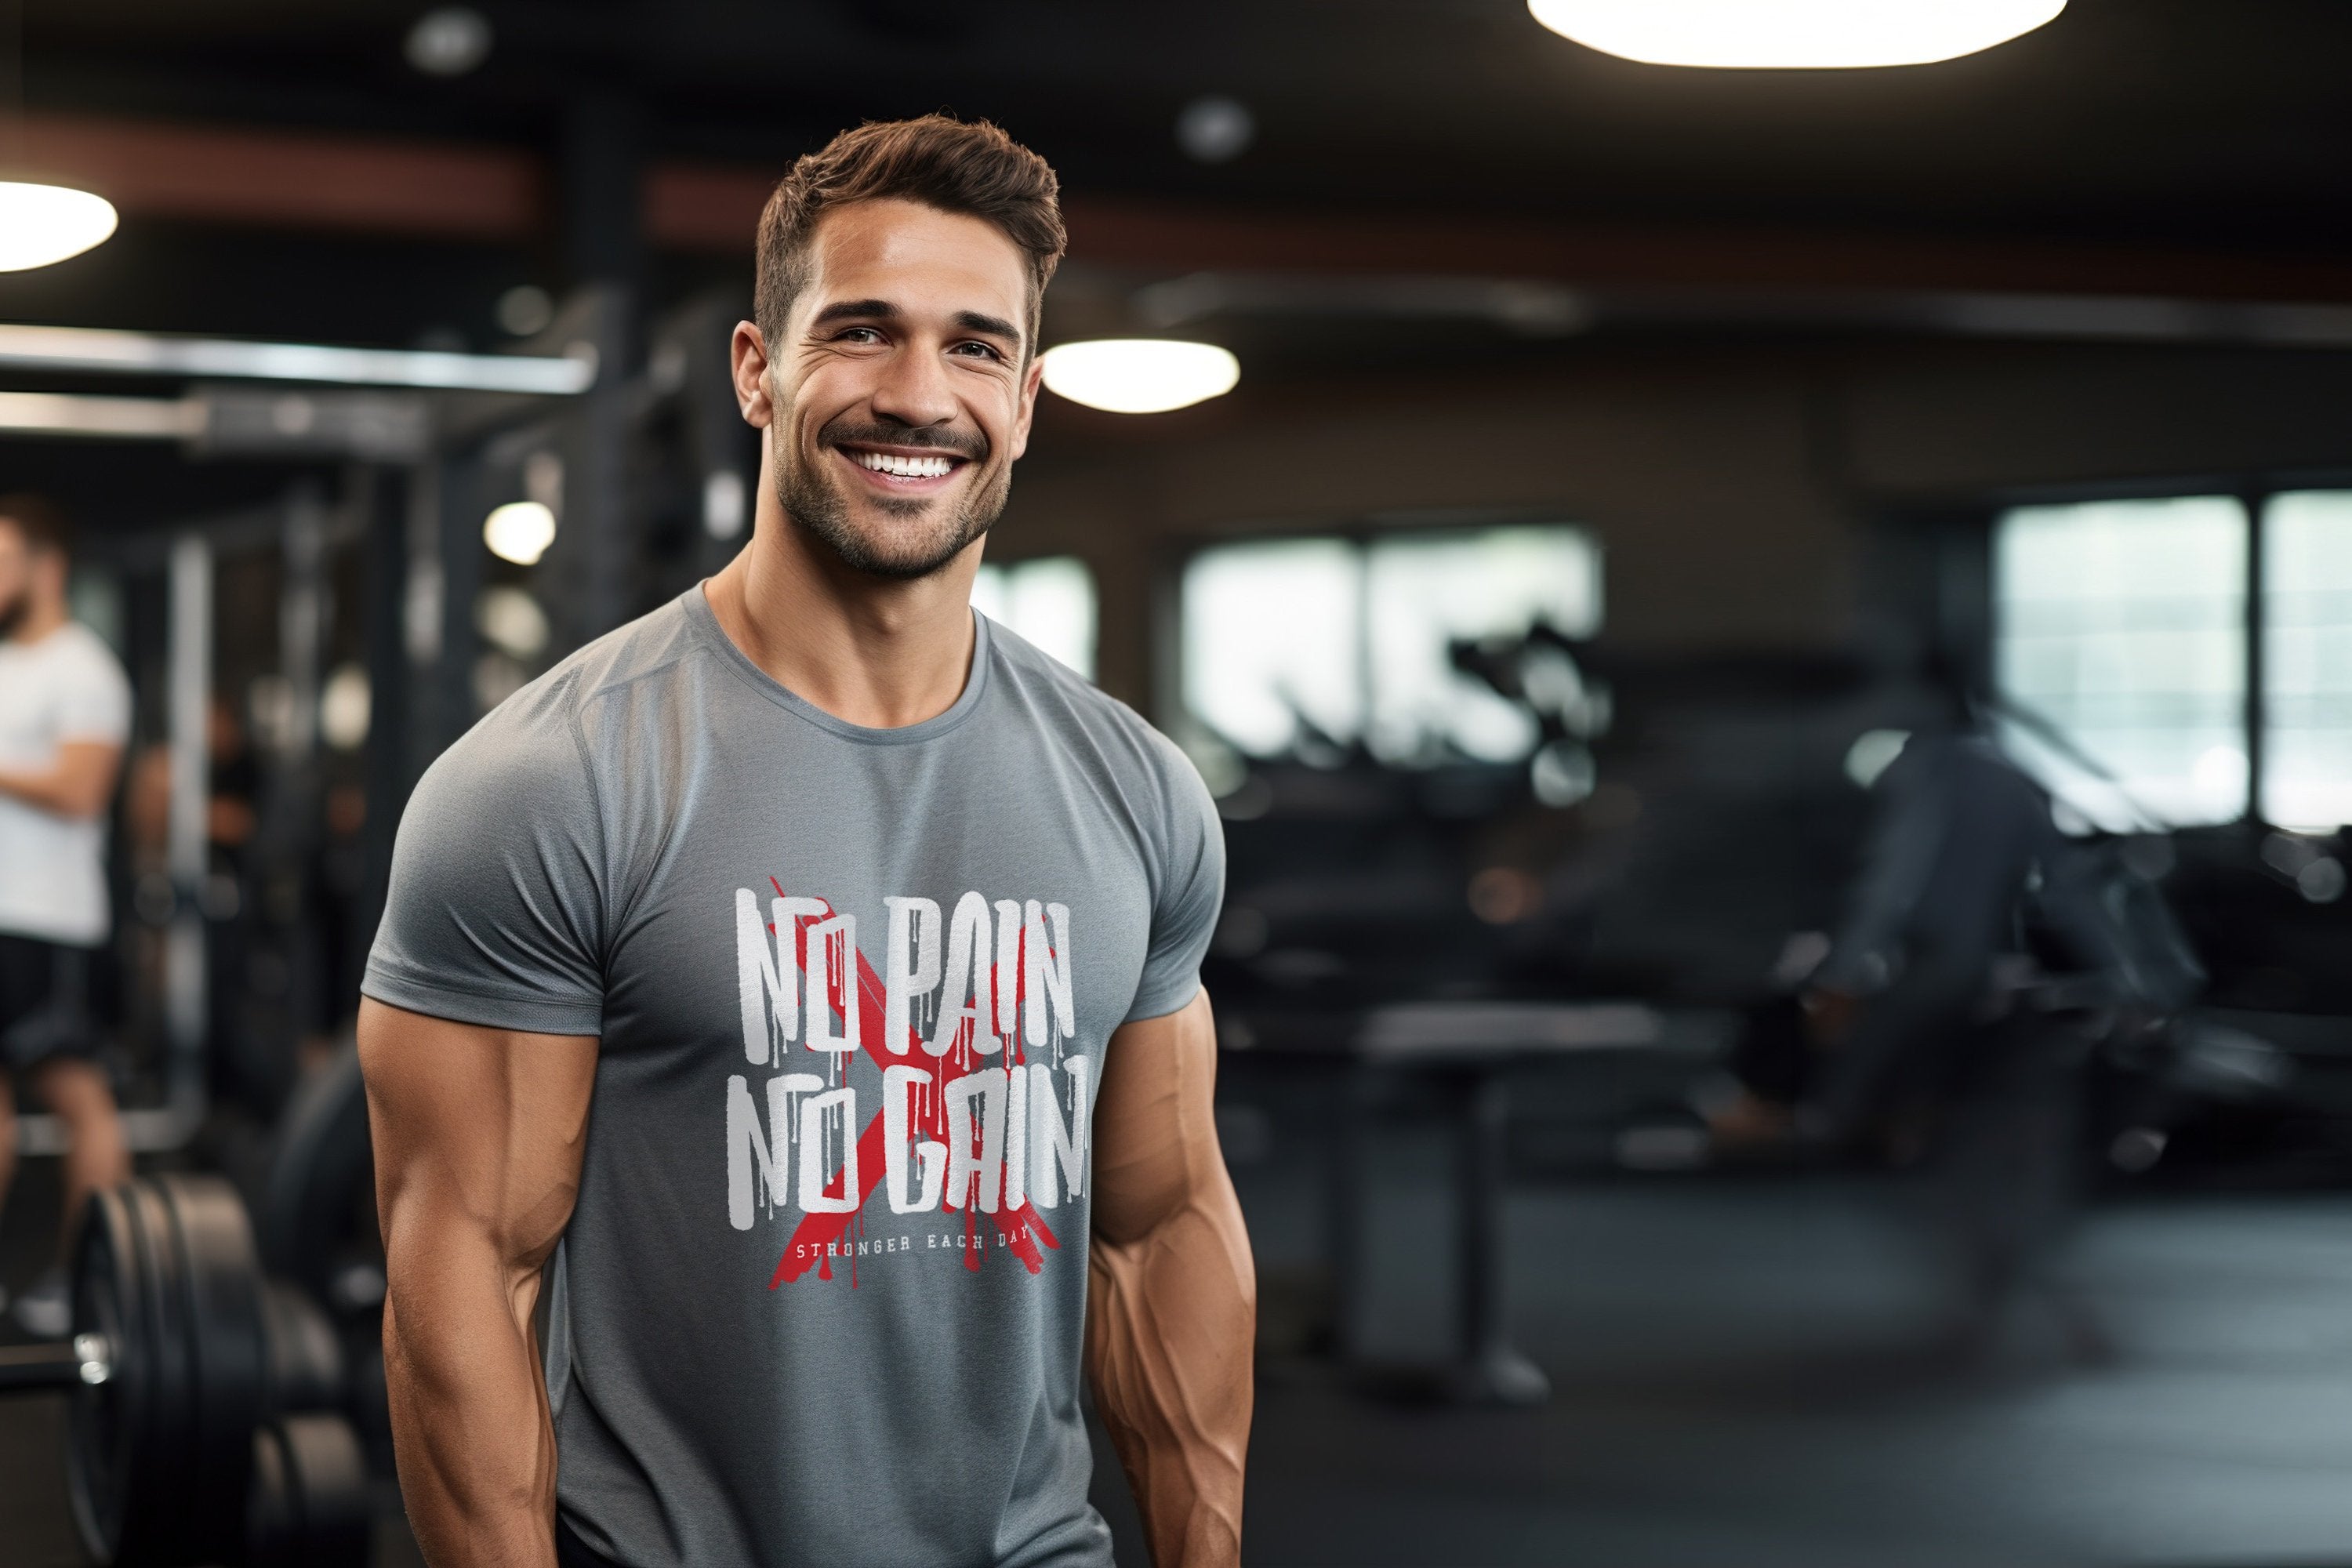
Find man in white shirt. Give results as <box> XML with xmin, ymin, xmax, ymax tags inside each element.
<box><xmin>0</xmin><ymin>494</ymin><xmax>132</xmax><ymax>1338</ymax></box>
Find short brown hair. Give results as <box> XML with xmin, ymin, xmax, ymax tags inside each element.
<box><xmin>0</xmin><ymin>493</ymin><xmax>71</xmax><ymax>557</ymax></box>
<box><xmin>754</xmin><ymin>115</ymin><xmax>1065</xmax><ymax>358</ymax></box>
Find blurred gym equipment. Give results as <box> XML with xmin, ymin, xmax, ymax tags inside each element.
<box><xmin>1334</xmin><ymin>1000</ymin><xmax>1701</xmax><ymax>1405</ymax></box>
<box><xmin>0</xmin><ymin>1174</ymin><xmax>372</xmax><ymax>1566</ymax></box>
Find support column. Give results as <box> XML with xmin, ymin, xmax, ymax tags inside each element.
<box><xmin>555</xmin><ymin>84</ymin><xmax>643</xmax><ymax>648</ymax></box>
<box><xmin>358</xmin><ymin>464</ymin><xmax>412</xmax><ymax>960</ymax></box>
<box><xmin>164</xmin><ymin>534</ymin><xmax>213</xmax><ymax>1059</ymax></box>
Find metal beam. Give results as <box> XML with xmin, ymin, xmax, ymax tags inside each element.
<box><xmin>0</xmin><ymin>323</ymin><xmax>595</xmax><ymax>394</ymax></box>
<box><xmin>0</xmin><ymin>390</ymin><xmax>203</xmax><ymax>438</ymax></box>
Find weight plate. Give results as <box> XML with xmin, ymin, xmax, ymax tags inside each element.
<box><xmin>67</xmin><ymin>1185</ymin><xmax>143</xmax><ymax>1563</ymax></box>
<box><xmin>162</xmin><ymin>1175</ymin><xmax>266</xmax><ymax>1561</ymax></box>
<box><xmin>111</xmin><ymin>1178</ymin><xmax>194</xmax><ymax>1566</ymax></box>
<box><xmin>67</xmin><ymin>1177</ymin><xmax>272</xmax><ymax>1568</ymax></box>
<box><xmin>259</xmin><ymin>1039</ymin><xmax>375</xmax><ymax>1305</ymax></box>
<box><xmin>246</xmin><ymin>1413</ymin><xmax>373</xmax><ymax>1567</ymax></box>
<box><xmin>259</xmin><ymin>1279</ymin><xmax>344</xmax><ymax>1417</ymax></box>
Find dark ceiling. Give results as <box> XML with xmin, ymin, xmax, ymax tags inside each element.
<box><xmin>9</xmin><ymin>0</ymin><xmax>2352</xmax><ymax>535</ymax></box>
<box><xmin>20</xmin><ymin>0</ymin><xmax>2352</xmax><ymax>253</ymax></box>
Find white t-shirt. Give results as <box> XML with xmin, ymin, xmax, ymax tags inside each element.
<box><xmin>0</xmin><ymin>622</ymin><xmax>132</xmax><ymax>946</ymax></box>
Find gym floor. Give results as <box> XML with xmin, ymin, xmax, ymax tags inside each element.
<box><xmin>11</xmin><ymin>1135</ymin><xmax>2352</xmax><ymax>1567</ymax></box>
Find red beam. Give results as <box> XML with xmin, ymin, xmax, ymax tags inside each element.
<box><xmin>641</xmin><ymin>160</ymin><xmax>2352</xmax><ymax>306</ymax></box>
<box><xmin>18</xmin><ymin>113</ymin><xmax>545</xmax><ymax>241</ymax></box>
<box><xmin>20</xmin><ymin>113</ymin><xmax>2352</xmax><ymax>307</ymax></box>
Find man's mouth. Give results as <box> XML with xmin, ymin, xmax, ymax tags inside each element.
<box><xmin>834</xmin><ymin>443</ymin><xmax>973</xmax><ymax>490</ymax></box>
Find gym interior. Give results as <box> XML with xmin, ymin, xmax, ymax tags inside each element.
<box><xmin>7</xmin><ymin>4</ymin><xmax>2352</xmax><ymax>1565</ymax></box>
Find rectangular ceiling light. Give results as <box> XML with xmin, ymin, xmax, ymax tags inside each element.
<box><xmin>0</xmin><ymin>322</ymin><xmax>596</xmax><ymax>394</ymax></box>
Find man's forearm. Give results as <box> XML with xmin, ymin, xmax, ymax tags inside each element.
<box><xmin>0</xmin><ymin>739</ymin><xmax>120</xmax><ymax>819</ymax></box>
<box><xmin>0</xmin><ymin>764</ymin><xmax>99</xmax><ymax>818</ymax></box>
<box><xmin>1086</xmin><ymin>1192</ymin><xmax>1255</xmax><ymax>1568</ymax></box>
<box><xmin>382</xmin><ymin>1236</ymin><xmax>561</xmax><ymax>1568</ymax></box>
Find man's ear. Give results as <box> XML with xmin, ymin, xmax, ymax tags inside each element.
<box><xmin>1007</xmin><ymin>351</ymin><xmax>1046</xmax><ymax>464</ymax></box>
<box><xmin>731</xmin><ymin>321</ymin><xmax>775</xmax><ymax>428</ymax></box>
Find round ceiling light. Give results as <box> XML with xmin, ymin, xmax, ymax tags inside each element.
<box><xmin>1526</xmin><ymin>0</ymin><xmax>2066</xmax><ymax>68</ymax></box>
<box><xmin>483</xmin><ymin>500</ymin><xmax>557</xmax><ymax>566</ymax></box>
<box><xmin>0</xmin><ymin>182</ymin><xmax>118</xmax><ymax>272</ymax></box>
<box><xmin>1040</xmin><ymin>339</ymin><xmax>1240</xmax><ymax>415</ymax></box>
<box><xmin>405</xmin><ymin>7</ymin><xmax>495</xmax><ymax>77</ymax></box>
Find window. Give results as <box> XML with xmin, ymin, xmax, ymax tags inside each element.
<box><xmin>1181</xmin><ymin>538</ymin><xmax>1363</xmax><ymax>757</ymax></box>
<box><xmin>1181</xmin><ymin>524</ymin><xmax>1602</xmax><ymax>762</ymax></box>
<box><xmin>2263</xmin><ymin>492</ymin><xmax>2352</xmax><ymax>829</ymax></box>
<box><xmin>1994</xmin><ymin>497</ymin><xmax>2249</xmax><ymax>829</ymax></box>
<box><xmin>1366</xmin><ymin>528</ymin><xmax>1602</xmax><ymax>761</ymax></box>
<box><xmin>973</xmin><ymin>555</ymin><xmax>1096</xmax><ymax>680</ymax></box>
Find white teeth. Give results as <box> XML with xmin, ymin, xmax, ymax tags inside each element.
<box><xmin>853</xmin><ymin>451</ymin><xmax>955</xmax><ymax>479</ymax></box>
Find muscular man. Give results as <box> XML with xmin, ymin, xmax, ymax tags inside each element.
<box><xmin>360</xmin><ymin>117</ymin><xmax>1254</xmax><ymax>1568</ymax></box>
<box><xmin>0</xmin><ymin>495</ymin><xmax>132</xmax><ymax>1338</ymax></box>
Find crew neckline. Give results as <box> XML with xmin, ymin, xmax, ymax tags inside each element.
<box><xmin>682</xmin><ymin>581</ymin><xmax>992</xmax><ymax>746</ymax></box>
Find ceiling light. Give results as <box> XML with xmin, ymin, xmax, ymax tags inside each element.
<box><xmin>0</xmin><ymin>182</ymin><xmax>118</xmax><ymax>271</ymax></box>
<box><xmin>1526</xmin><ymin>0</ymin><xmax>2065</xmax><ymax>68</ymax></box>
<box><xmin>495</xmin><ymin>284</ymin><xmax>555</xmax><ymax>337</ymax></box>
<box><xmin>484</xmin><ymin>500</ymin><xmax>557</xmax><ymax>566</ymax></box>
<box><xmin>1040</xmin><ymin>339</ymin><xmax>1240</xmax><ymax>415</ymax></box>
<box><xmin>405</xmin><ymin>7</ymin><xmax>495</xmax><ymax>77</ymax></box>
<box><xmin>1176</xmin><ymin>96</ymin><xmax>1256</xmax><ymax>164</ymax></box>
<box><xmin>476</xmin><ymin>586</ymin><xmax>550</xmax><ymax>659</ymax></box>
<box><xmin>320</xmin><ymin>666</ymin><xmax>372</xmax><ymax>752</ymax></box>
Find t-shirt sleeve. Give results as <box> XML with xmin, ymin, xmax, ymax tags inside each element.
<box><xmin>57</xmin><ymin>635</ymin><xmax>131</xmax><ymax>746</ymax></box>
<box><xmin>361</xmin><ymin>682</ymin><xmax>609</xmax><ymax>1036</ymax></box>
<box><xmin>1123</xmin><ymin>732</ymin><xmax>1227</xmax><ymax>1025</ymax></box>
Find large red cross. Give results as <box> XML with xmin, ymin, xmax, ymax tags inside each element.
<box><xmin>763</xmin><ymin>882</ymin><xmax>1063</xmax><ymax>1288</ymax></box>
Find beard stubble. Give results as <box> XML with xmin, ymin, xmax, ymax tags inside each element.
<box><xmin>775</xmin><ymin>416</ymin><xmax>1011</xmax><ymax>583</ymax></box>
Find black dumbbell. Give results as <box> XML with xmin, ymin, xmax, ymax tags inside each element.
<box><xmin>0</xmin><ymin>1174</ymin><xmax>373</xmax><ymax>1566</ymax></box>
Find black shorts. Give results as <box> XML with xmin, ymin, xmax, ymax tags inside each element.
<box><xmin>0</xmin><ymin>933</ymin><xmax>100</xmax><ymax>1075</ymax></box>
<box><xmin>557</xmin><ymin>1516</ymin><xmax>625</xmax><ymax>1568</ymax></box>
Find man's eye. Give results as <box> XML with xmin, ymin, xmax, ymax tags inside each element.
<box><xmin>838</xmin><ymin>327</ymin><xmax>884</xmax><ymax>344</ymax></box>
<box><xmin>951</xmin><ymin>341</ymin><xmax>1004</xmax><ymax>361</ymax></box>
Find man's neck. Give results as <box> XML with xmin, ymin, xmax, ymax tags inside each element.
<box><xmin>5</xmin><ymin>598</ymin><xmax>70</xmax><ymax>647</ymax></box>
<box><xmin>702</xmin><ymin>500</ymin><xmax>979</xmax><ymax>731</ymax></box>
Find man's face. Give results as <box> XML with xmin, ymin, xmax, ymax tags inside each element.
<box><xmin>0</xmin><ymin>522</ymin><xmax>30</xmax><ymax>639</ymax></box>
<box><xmin>757</xmin><ymin>198</ymin><xmax>1042</xmax><ymax>580</ymax></box>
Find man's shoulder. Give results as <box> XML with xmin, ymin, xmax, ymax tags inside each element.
<box><xmin>48</xmin><ymin>622</ymin><xmax>127</xmax><ymax>682</ymax></box>
<box><xmin>982</xmin><ymin>616</ymin><xmax>1214</xmax><ymax>829</ymax></box>
<box><xmin>983</xmin><ymin>617</ymin><xmax>1191</xmax><ymax>775</ymax></box>
<box><xmin>432</xmin><ymin>595</ymin><xmax>703</xmax><ymax>789</ymax></box>
<box><xmin>546</xmin><ymin>592</ymin><xmax>708</xmax><ymax>708</ymax></box>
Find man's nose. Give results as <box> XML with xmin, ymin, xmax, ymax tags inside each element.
<box><xmin>868</xmin><ymin>340</ymin><xmax>960</xmax><ymax>430</ymax></box>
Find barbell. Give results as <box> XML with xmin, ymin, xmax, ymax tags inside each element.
<box><xmin>0</xmin><ymin>1173</ymin><xmax>374</xmax><ymax>1566</ymax></box>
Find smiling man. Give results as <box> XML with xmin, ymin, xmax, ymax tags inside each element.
<box><xmin>357</xmin><ymin>118</ymin><xmax>1253</xmax><ymax>1568</ymax></box>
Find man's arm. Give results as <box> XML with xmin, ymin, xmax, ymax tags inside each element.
<box><xmin>1085</xmin><ymin>989</ymin><xmax>1254</xmax><ymax>1568</ymax></box>
<box><xmin>358</xmin><ymin>996</ymin><xmax>598</xmax><ymax>1568</ymax></box>
<box><xmin>0</xmin><ymin>739</ymin><xmax>122</xmax><ymax>819</ymax></box>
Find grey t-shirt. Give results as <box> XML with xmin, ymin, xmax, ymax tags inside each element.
<box><xmin>363</xmin><ymin>585</ymin><xmax>1224</xmax><ymax>1568</ymax></box>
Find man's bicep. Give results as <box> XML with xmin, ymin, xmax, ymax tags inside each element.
<box><xmin>1091</xmin><ymin>989</ymin><xmax>1223</xmax><ymax>1245</ymax></box>
<box><xmin>358</xmin><ymin>997</ymin><xmax>597</xmax><ymax>1267</ymax></box>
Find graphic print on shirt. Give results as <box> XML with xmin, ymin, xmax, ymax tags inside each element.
<box><xmin>724</xmin><ymin>879</ymin><xmax>1087</xmax><ymax>1288</ymax></box>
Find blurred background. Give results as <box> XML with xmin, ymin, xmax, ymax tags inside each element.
<box><xmin>9</xmin><ymin>2</ymin><xmax>2352</xmax><ymax>1565</ymax></box>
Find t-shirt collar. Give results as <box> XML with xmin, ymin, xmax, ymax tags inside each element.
<box><xmin>682</xmin><ymin>579</ymin><xmax>991</xmax><ymax>746</ymax></box>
